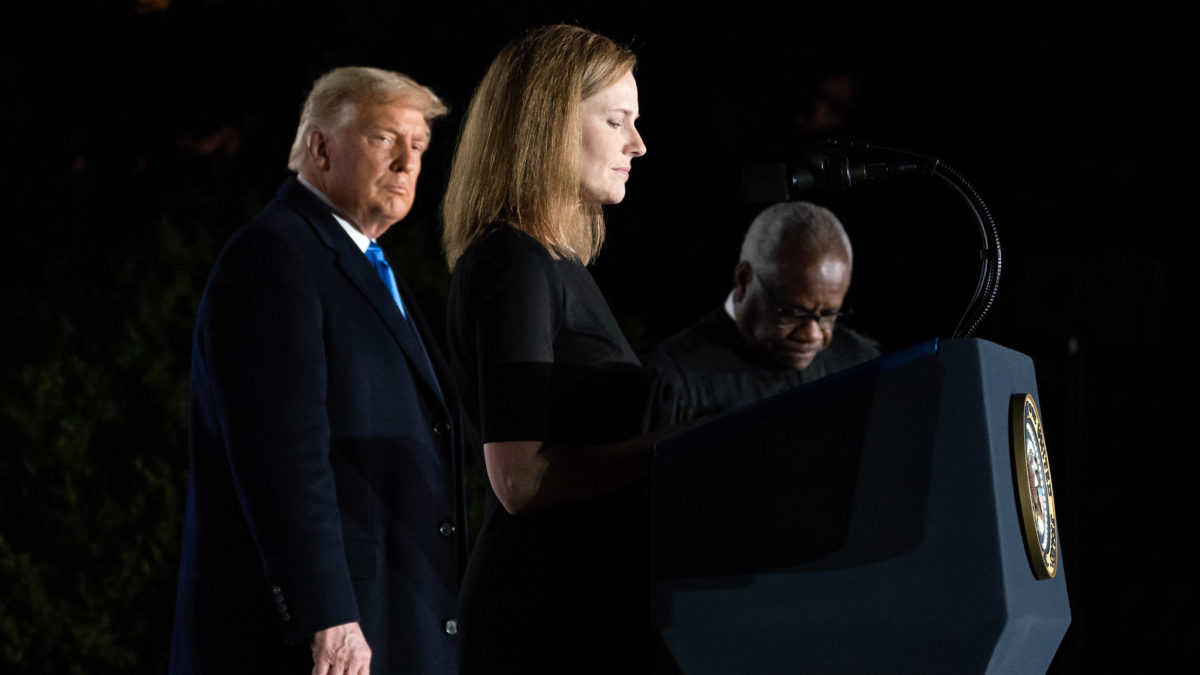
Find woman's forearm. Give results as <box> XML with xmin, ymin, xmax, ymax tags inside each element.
<box><xmin>483</xmin><ymin>429</ymin><xmax>673</xmax><ymax>515</ymax></box>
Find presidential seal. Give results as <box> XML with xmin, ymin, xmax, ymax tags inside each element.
<box><xmin>1010</xmin><ymin>394</ymin><xmax>1058</xmax><ymax>579</ymax></box>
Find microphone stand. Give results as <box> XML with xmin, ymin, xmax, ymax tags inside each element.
<box><xmin>823</xmin><ymin>139</ymin><xmax>1002</xmax><ymax>339</ymax></box>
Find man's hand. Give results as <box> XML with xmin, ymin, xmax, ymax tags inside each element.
<box><xmin>311</xmin><ymin>621</ymin><xmax>371</xmax><ymax>675</ymax></box>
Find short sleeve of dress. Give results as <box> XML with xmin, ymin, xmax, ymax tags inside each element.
<box><xmin>462</xmin><ymin>229</ymin><xmax>562</xmax><ymax>443</ymax></box>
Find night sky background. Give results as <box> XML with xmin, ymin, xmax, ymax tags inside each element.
<box><xmin>2</xmin><ymin>1</ymin><xmax>1195</xmax><ymax>672</ymax></box>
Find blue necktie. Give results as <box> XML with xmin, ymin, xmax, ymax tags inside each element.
<box><xmin>363</xmin><ymin>241</ymin><xmax>443</xmax><ymax>401</ymax></box>
<box><xmin>364</xmin><ymin>242</ymin><xmax>408</xmax><ymax>319</ymax></box>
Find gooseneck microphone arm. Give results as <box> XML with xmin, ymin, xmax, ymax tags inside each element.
<box><xmin>827</xmin><ymin>138</ymin><xmax>1002</xmax><ymax>339</ymax></box>
<box><xmin>742</xmin><ymin>140</ymin><xmax>1002</xmax><ymax>339</ymax></box>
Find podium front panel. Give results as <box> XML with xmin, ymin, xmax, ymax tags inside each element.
<box><xmin>651</xmin><ymin>338</ymin><xmax>1070</xmax><ymax>673</ymax></box>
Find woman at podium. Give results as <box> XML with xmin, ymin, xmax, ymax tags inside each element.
<box><xmin>441</xmin><ymin>24</ymin><xmax>668</xmax><ymax>674</ymax></box>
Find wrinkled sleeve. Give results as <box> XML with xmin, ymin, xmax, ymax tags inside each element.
<box><xmin>642</xmin><ymin>352</ymin><xmax>692</xmax><ymax>431</ymax></box>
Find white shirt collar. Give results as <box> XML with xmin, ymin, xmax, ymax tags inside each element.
<box><xmin>723</xmin><ymin>291</ymin><xmax>736</xmax><ymax>320</ymax></box>
<box><xmin>296</xmin><ymin>174</ymin><xmax>372</xmax><ymax>253</ymax></box>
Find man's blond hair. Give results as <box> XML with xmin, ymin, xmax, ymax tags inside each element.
<box><xmin>287</xmin><ymin>66</ymin><xmax>448</xmax><ymax>171</ymax></box>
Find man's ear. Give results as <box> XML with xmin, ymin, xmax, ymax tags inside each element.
<box><xmin>732</xmin><ymin>261</ymin><xmax>752</xmax><ymax>303</ymax></box>
<box><xmin>305</xmin><ymin>129</ymin><xmax>330</xmax><ymax>170</ymax></box>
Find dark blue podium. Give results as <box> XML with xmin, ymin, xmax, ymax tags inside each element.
<box><xmin>652</xmin><ymin>338</ymin><xmax>1070</xmax><ymax>673</ymax></box>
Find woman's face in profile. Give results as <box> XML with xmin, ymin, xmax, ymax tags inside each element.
<box><xmin>579</xmin><ymin>70</ymin><xmax>647</xmax><ymax>205</ymax></box>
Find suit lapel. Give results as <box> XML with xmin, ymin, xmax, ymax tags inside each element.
<box><xmin>279</xmin><ymin>176</ymin><xmax>448</xmax><ymax>409</ymax></box>
<box><xmin>334</xmin><ymin>246</ymin><xmax>448</xmax><ymax>408</ymax></box>
<box><xmin>401</xmin><ymin>280</ymin><xmax>456</xmax><ymax>402</ymax></box>
<box><xmin>391</xmin><ymin>276</ymin><xmax>446</xmax><ymax>404</ymax></box>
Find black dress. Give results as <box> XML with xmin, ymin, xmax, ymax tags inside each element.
<box><xmin>447</xmin><ymin>226</ymin><xmax>651</xmax><ymax>674</ymax></box>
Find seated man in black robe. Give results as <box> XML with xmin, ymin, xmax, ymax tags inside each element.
<box><xmin>645</xmin><ymin>201</ymin><xmax>881</xmax><ymax>428</ymax></box>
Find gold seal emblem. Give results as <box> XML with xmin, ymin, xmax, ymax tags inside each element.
<box><xmin>1010</xmin><ymin>394</ymin><xmax>1059</xmax><ymax>579</ymax></box>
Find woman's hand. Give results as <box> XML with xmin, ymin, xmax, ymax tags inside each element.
<box><xmin>483</xmin><ymin>427</ymin><xmax>676</xmax><ymax>515</ymax></box>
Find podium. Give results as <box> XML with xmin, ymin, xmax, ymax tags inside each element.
<box><xmin>651</xmin><ymin>338</ymin><xmax>1070</xmax><ymax>673</ymax></box>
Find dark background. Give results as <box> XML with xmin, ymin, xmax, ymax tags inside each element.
<box><xmin>1</xmin><ymin>1</ymin><xmax>1194</xmax><ymax>672</ymax></box>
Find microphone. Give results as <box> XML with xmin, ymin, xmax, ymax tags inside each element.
<box><xmin>741</xmin><ymin>154</ymin><xmax>920</xmax><ymax>203</ymax></box>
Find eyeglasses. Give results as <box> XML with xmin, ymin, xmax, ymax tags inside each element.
<box><xmin>758</xmin><ymin>277</ymin><xmax>850</xmax><ymax>331</ymax></box>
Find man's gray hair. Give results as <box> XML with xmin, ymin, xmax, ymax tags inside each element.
<box><xmin>287</xmin><ymin>66</ymin><xmax>449</xmax><ymax>171</ymax></box>
<box><xmin>738</xmin><ymin>201</ymin><xmax>852</xmax><ymax>281</ymax></box>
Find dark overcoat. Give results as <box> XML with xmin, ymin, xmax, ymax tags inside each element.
<box><xmin>170</xmin><ymin>175</ymin><xmax>464</xmax><ymax>674</ymax></box>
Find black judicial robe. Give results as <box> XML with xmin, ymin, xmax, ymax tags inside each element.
<box><xmin>644</xmin><ymin>306</ymin><xmax>881</xmax><ymax>429</ymax></box>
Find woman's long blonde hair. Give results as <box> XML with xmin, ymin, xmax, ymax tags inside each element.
<box><xmin>441</xmin><ymin>25</ymin><xmax>636</xmax><ymax>269</ymax></box>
